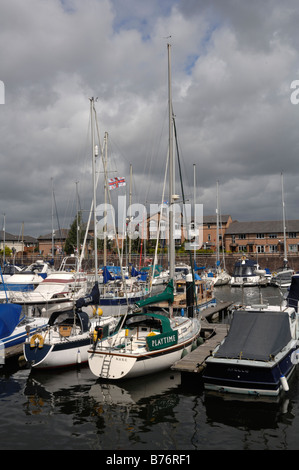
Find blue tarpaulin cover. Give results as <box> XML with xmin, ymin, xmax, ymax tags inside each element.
<box><xmin>0</xmin><ymin>303</ymin><xmax>22</xmax><ymax>339</ymax></box>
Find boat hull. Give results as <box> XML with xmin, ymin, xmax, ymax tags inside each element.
<box><xmin>203</xmin><ymin>346</ymin><xmax>297</xmax><ymax>397</ymax></box>
<box><xmin>88</xmin><ymin>329</ymin><xmax>200</xmax><ymax>380</ymax></box>
<box><xmin>230</xmin><ymin>276</ymin><xmax>267</xmax><ymax>287</ymax></box>
<box><xmin>23</xmin><ymin>314</ymin><xmax>118</xmax><ymax>370</ymax></box>
<box><xmin>24</xmin><ymin>336</ymin><xmax>91</xmax><ymax>369</ymax></box>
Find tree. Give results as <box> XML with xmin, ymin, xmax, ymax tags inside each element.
<box><xmin>64</xmin><ymin>212</ymin><xmax>83</xmax><ymax>255</ymax></box>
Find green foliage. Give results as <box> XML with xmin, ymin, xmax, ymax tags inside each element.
<box><xmin>0</xmin><ymin>246</ymin><xmax>12</xmax><ymax>256</ymax></box>
<box><xmin>64</xmin><ymin>212</ymin><xmax>84</xmax><ymax>255</ymax></box>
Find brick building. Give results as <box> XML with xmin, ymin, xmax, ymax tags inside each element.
<box><xmin>224</xmin><ymin>220</ymin><xmax>299</xmax><ymax>254</ymax></box>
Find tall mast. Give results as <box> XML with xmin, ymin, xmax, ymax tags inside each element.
<box><xmin>90</xmin><ymin>97</ymin><xmax>98</xmax><ymax>282</ymax></box>
<box><xmin>3</xmin><ymin>213</ymin><xmax>5</xmax><ymax>265</ymax></box>
<box><xmin>129</xmin><ymin>163</ymin><xmax>132</xmax><ymax>265</ymax></box>
<box><xmin>103</xmin><ymin>132</ymin><xmax>108</xmax><ymax>267</ymax></box>
<box><xmin>51</xmin><ymin>178</ymin><xmax>54</xmax><ymax>259</ymax></box>
<box><xmin>281</xmin><ymin>172</ymin><xmax>288</xmax><ymax>267</ymax></box>
<box><xmin>216</xmin><ymin>181</ymin><xmax>220</xmax><ymax>266</ymax></box>
<box><xmin>168</xmin><ymin>43</ymin><xmax>175</xmax><ymax>281</ymax></box>
<box><xmin>76</xmin><ymin>181</ymin><xmax>80</xmax><ymax>259</ymax></box>
<box><xmin>193</xmin><ymin>164</ymin><xmax>196</xmax><ymax>261</ymax></box>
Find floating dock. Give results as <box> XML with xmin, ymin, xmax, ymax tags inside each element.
<box><xmin>1</xmin><ymin>344</ymin><xmax>24</xmax><ymax>367</ymax></box>
<box><xmin>172</xmin><ymin>301</ymin><xmax>232</xmax><ymax>376</ymax></box>
<box><xmin>199</xmin><ymin>301</ymin><xmax>232</xmax><ymax>322</ymax></box>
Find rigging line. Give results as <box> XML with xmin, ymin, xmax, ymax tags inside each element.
<box><xmin>173</xmin><ymin>115</ymin><xmax>198</xmax><ymax>312</ymax></box>
<box><xmin>53</xmin><ymin>189</ymin><xmax>64</xmax><ymax>255</ymax></box>
<box><xmin>151</xmin><ymin>146</ymin><xmax>169</xmax><ymax>289</ymax></box>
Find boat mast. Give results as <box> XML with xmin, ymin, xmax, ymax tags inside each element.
<box><xmin>90</xmin><ymin>97</ymin><xmax>99</xmax><ymax>283</ymax></box>
<box><xmin>168</xmin><ymin>43</ymin><xmax>175</xmax><ymax>282</ymax></box>
<box><xmin>2</xmin><ymin>213</ymin><xmax>5</xmax><ymax>266</ymax></box>
<box><xmin>193</xmin><ymin>164</ymin><xmax>196</xmax><ymax>261</ymax></box>
<box><xmin>129</xmin><ymin>163</ymin><xmax>132</xmax><ymax>265</ymax></box>
<box><xmin>51</xmin><ymin>178</ymin><xmax>54</xmax><ymax>259</ymax></box>
<box><xmin>216</xmin><ymin>180</ymin><xmax>220</xmax><ymax>268</ymax></box>
<box><xmin>281</xmin><ymin>172</ymin><xmax>288</xmax><ymax>268</ymax></box>
<box><xmin>103</xmin><ymin>131</ymin><xmax>108</xmax><ymax>267</ymax></box>
<box><xmin>76</xmin><ymin>181</ymin><xmax>80</xmax><ymax>259</ymax></box>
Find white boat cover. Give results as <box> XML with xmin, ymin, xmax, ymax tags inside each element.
<box><xmin>214</xmin><ymin>310</ymin><xmax>292</xmax><ymax>361</ymax></box>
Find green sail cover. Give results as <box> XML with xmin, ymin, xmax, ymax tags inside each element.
<box><xmin>136</xmin><ymin>279</ymin><xmax>174</xmax><ymax>307</ymax></box>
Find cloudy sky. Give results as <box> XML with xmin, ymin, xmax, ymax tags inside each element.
<box><xmin>1</xmin><ymin>0</ymin><xmax>299</xmax><ymax>239</ymax></box>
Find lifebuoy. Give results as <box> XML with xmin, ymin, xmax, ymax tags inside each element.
<box><xmin>30</xmin><ymin>333</ymin><xmax>44</xmax><ymax>349</ymax></box>
<box><xmin>92</xmin><ymin>306</ymin><xmax>103</xmax><ymax>317</ymax></box>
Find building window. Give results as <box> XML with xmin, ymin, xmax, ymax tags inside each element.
<box><xmin>289</xmin><ymin>244</ymin><xmax>298</xmax><ymax>253</ymax></box>
<box><xmin>238</xmin><ymin>234</ymin><xmax>246</xmax><ymax>239</ymax></box>
<box><xmin>256</xmin><ymin>233</ymin><xmax>265</xmax><ymax>239</ymax></box>
<box><xmin>238</xmin><ymin>245</ymin><xmax>247</xmax><ymax>252</ymax></box>
<box><xmin>289</xmin><ymin>232</ymin><xmax>297</xmax><ymax>239</ymax></box>
<box><xmin>257</xmin><ymin>245</ymin><xmax>265</xmax><ymax>253</ymax></box>
<box><xmin>269</xmin><ymin>233</ymin><xmax>277</xmax><ymax>238</ymax></box>
<box><xmin>269</xmin><ymin>245</ymin><xmax>278</xmax><ymax>253</ymax></box>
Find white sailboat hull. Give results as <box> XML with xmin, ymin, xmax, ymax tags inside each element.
<box><xmin>88</xmin><ymin>342</ymin><xmax>194</xmax><ymax>380</ymax></box>
<box><xmin>88</xmin><ymin>316</ymin><xmax>201</xmax><ymax>380</ymax></box>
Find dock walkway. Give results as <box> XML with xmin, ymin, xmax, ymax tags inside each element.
<box><xmin>172</xmin><ymin>301</ymin><xmax>232</xmax><ymax>375</ymax></box>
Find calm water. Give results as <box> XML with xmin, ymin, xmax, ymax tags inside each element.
<box><xmin>1</xmin><ymin>286</ymin><xmax>299</xmax><ymax>452</ymax></box>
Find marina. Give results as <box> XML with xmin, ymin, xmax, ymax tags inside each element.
<box><xmin>2</xmin><ymin>1</ymin><xmax>299</xmax><ymax>453</ymax></box>
<box><xmin>2</xmin><ymin>285</ymin><xmax>299</xmax><ymax>451</ymax></box>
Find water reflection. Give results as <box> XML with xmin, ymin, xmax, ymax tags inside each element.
<box><xmin>1</xmin><ymin>285</ymin><xmax>299</xmax><ymax>449</ymax></box>
<box><xmin>215</xmin><ymin>285</ymin><xmax>285</xmax><ymax>307</ymax></box>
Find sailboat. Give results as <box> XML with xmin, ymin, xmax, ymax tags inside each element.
<box><xmin>213</xmin><ymin>182</ymin><xmax>231</xmax><ymax>286</ymax></box>
<box><xmin>271</xmin><ymin>174</ymin><xmax>294</xmax><ymax>288</ymax></box>
<box><xmin>0</xmin><ymin>266</ymin><xmax>48</xmax><ymax>354</ymax></box>
<box><xmin>23</xmin><ymin>282</ymin><xmax>118</xmax><ymax>369</ymax></box>
<box><xmin>88</xmin><ymin>44</ymin><xmax>202</xmax><ymax>380</ymax></box>
<box><xmin>23</xmin><ymin>99</ymin><xmax>120</xmax><ymax>369</ymax></box>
